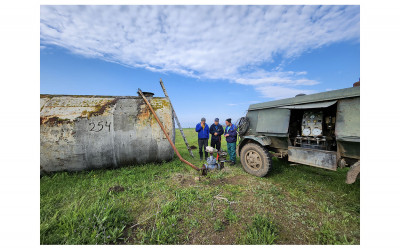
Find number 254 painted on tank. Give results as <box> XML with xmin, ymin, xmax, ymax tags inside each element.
<box><xmin>89</xmin><ymin>121</ymin><xmax>111</xmax><ymax>132</ymax></box>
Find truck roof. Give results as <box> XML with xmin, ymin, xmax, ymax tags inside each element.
<box><xmin>248</xmin><ymin>86</ymin><xmax>360</xmax><ymax>111</ymax></box>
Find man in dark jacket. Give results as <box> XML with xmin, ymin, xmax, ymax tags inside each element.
<box><xmin>224</xmin><ymin>118</ymin><xmax>237</xmax><ymax>165</ymax></box>
<box><xmin>209</xmin><ymin>118</ymin><xmax>224</xmax><ymax>151</ymax></box>
<box><xmin>195</xmin><ymin>117</ymin><xmax>210</xmax><ymax>160</ymax></box>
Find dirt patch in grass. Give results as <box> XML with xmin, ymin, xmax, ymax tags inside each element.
<box><xmin>171</xmin><ymin>173</ymin><xmax>198</xmax><ymax>187</ymax></box>
<box><xmin>186</xmin><ymin>202</ymin><xmax>244</xmax><ymax>245</ymax></box>
<box><xmin>206</xmin><ymin>175</ymin><xmax>251</xmax><ymax>186</ymax></box>
<box><xmin>234</xmin><ymin>181</ymin><xmax>328</xmax><ymax>244</ymax></box>
<box><xmin>207</xmin><ymin>178</ymin><xmax>226</xmax><ymax>186</ymax></box>
<box><xmin>224</xmin><ymin>175</ymin><xmax>249</xmax><ymax>185</ymax></box>
<box><xmin>207</xmin><ymin>222</ymin><xmax>242</xmax><ymax>244</ymax></box>
<box><xmin>108</xmin><ymin>185</ymin><xmax>125</xmax><ymax>193</ymax></box>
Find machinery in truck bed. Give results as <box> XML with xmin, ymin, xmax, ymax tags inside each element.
<box><xmin>236</xmin><ymin>85</ymin><xmax>360</xmax><ymax>184</ymax></box>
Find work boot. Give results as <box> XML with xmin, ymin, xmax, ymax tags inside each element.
<box><xmin>229</xmin><ymin>161</ymin><xmax>236</xmax><ymax>166</ymax></box>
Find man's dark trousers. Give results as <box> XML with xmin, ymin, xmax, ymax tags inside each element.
<box><xmin>210</xmin><ymin>139</ymin><xmax>221</xmax><ymax>151</ymax></box>
<box><xmin>198</xmin><ymin>138</ymin><xmax>208</xmax><ymax>160</ymax></box>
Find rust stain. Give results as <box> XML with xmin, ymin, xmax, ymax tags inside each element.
<box><xmin>86</xmin><ymin>97</ymin><xmax>120</xmax><ymax>118</ymax></box>
<box><xmin>41</xmin><ymin>97</ymin><xmax>172</xmax><ymax>129</ymax></box>
<box><xmin>136</xmin><ymin>98</ymin><xmax>171</xmax><ymax>127</ymax></box>
<box><xmin>137</xmin><ymin>103</ymin><xmax>151</xmax><ymax>122</ymax></box>
<box><xmin>40</xmin><ymin>116</ymin><xmax>73</xmax><ymax>125</ymax></box>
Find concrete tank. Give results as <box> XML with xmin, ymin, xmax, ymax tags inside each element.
<box><xmin>40</xmin><ymin>94</ymin><xmax>175</xmax><ymax>173</ymax></box>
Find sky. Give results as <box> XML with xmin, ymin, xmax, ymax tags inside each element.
<box><xmin>40</xmin><ymin>5</ymin><xmax>360</xmax><ymax>128</ymax></box>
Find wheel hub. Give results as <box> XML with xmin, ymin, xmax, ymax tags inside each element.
<box><xmin>245</xmin><ymin>150</ymin><xmax>262</xmax><ymax>170</ymax></box>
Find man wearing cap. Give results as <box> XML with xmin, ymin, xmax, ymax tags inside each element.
<box><xmin>209</xmin><ymin>118</ymin><xmax>224</xmax><ymax>151</ymax></box>
<box><xmin>195</xmin><ymin>117</ymin><xmax>210</xmax><ymax>160</ymax></box>
<box><xmin>224</xmin><ymin>118</ymin><xmax>237</xmax><ymax>165</ymax></box>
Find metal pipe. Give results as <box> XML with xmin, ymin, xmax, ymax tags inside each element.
<box><xmin>137</xmin><ymin>88</ymin><xmax>201</xmax><ymax>172</ymax></box>
<box><xmin>159</xmin><ymin>79</ymin><xmax>194</xmax><ymax>158</ymax></box>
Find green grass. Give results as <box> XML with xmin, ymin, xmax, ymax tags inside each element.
<box><xmin>239</xmin><ymin>214</ymin><xmax>278</xmax><ymax>244</ymax></box>
<box><xmin>213</xmin><ymin>219</ymin><xmax>225</xmax><ymax>232</ymax></box>
<box><xmin>224</xmin><ymin>207</ymin><xmax>239</xmax><ymax>224</ymax></box>
<box><xmin>41</xmin><ymin>128</ymin><xmax>360</xmax><ymax>245</ymax></box>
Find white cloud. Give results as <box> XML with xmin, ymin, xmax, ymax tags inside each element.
<box><xmin>40</xmin><ymin>5</ymin><xmax>359</xmax><ymax>99</ymax></box>
<box><xmin>253</xmin><ymin>85</ymin><xmax>316</xmax><ymax>99</ymax></box>
<box><xmin>235</xmin><ymin>70</ymin><xmax>319</xmax><ymax>86</ymax></box>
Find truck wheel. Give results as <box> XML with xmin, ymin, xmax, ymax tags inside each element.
<box><xmin>346</xmin><ymin>161</ymin><xmax>360</xmax><ymax>184</ymax></box>
<box><xmin>240</xmin><ymin>143</ymin><xmax>271</xmax><ymax>177</ymax></box>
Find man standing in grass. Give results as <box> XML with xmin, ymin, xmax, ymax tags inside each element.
<box><xmin>209</xmin><ymin>118</ymin><xmax>224</xmax><ymax>151</ymax></box>
<box><xmin>195</xmin><ymin>117</ymin><xmax>210</xmax><ymax>160</ymax></box>
<box><xmin>224</xmin><ymin>118</ymin><xmax>237</xmax><ymax>165</ymax></box>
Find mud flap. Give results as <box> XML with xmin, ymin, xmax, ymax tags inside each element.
<box><xmin>346</xmin><ymin>161</ymin><xmax>360</xmax><ymax>184</ymax></box>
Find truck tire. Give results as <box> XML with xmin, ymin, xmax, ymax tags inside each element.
<box><xmin>346</xmin><ymin>161</ymin><xmax>360</xmax><ymax>184</ymax></box>
<box><xmin>240</xmin><ymin>143</ymin><xmax>271</xmax><ymax>177</ymax></box>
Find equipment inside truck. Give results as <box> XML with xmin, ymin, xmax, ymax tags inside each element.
<box><xmin>287</xmin><ymin>101</ymin><xmax>338</xmax><ymax>152</ymax></box>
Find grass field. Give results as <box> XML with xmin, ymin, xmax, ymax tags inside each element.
<box><xmin>40</xmin><ymin>128</ymin><xmax>360</xmax><ymax>245</ymax></box>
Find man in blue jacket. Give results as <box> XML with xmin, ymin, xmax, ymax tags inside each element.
<box><xmin>195</xmin><ymin>117</ymin><xmax>210</xmax><ymax>160</ymax></box>
<box><xmin>224</xmin><ymin>118</ymin><xmax>237</xmax><ymax>165</ymax></box>
<box><xmin>209</xmin><ymin>118</ymin><xmax>224</xmax><ymax>151</ymax></box>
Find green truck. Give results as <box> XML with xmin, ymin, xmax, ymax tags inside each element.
<box><xmin>237</xmin><ymin>86</ymin><xmax>360</xmax><ymax>184</ymax></box>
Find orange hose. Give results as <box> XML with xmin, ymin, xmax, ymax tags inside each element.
<box><xmin>138</xmin><ymin>89</ymin><xmax>200</xmax><ymax>171</ymax></box>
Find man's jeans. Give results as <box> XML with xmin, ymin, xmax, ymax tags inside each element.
<box><xmin>210</xmin><ymin>139</ymin><xmax>221</xmax><ymax>151</ymax></box>
<box><xmin>198</xmin><ymin>138</ymin><xmax>208</xmax><ymax>160</ymax></box>
<box><xmin>227</xmin><ymin>142</ymin><xmax>237</xmax><ymax>163</ymax></box>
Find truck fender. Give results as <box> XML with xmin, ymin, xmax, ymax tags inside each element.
<box><xmin>237</xmin><ymin>136</ymin><xmax>271</xmax><ymax>156</ymax></box>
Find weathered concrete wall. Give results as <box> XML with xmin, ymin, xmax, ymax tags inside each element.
<box><xmin>40</xmin><ymin>94</ymin><xmax>175</xmax><ymax>173</ymax></box>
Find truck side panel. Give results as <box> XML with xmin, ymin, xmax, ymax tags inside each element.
<box><xmin>255</xmin><ymin>108</ymin><xmax>290</xmax><ymax>135</ymax></box>
<box><xmin>335</xmin><ymin>97</ymin><xmax>360</xmax><ymax>159</ymax></box>
<box><xmin>335</xmin><ymin>97</ymin><xmax>360</xmax><ymax>142</ymax></box>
